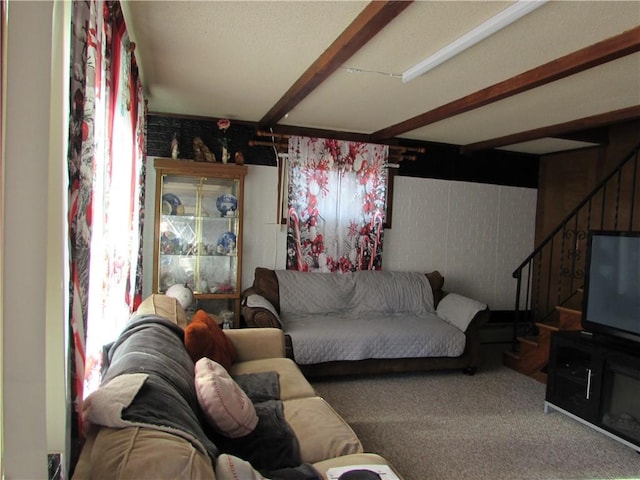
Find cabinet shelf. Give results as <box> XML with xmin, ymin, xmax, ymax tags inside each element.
<box><xmin>153</xmin><ymin>158</ymin><xmax>247</xmax><ymax>327</ymax></box>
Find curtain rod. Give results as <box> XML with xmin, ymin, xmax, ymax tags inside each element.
<box><xmin>255</xmin><ymin>130</ymin><xmax>425</xmax><ymax>154</ymax></box>
<box><xmin>249</xmin><ymin>139</ymin><xmax>416</xmax><ymax>161</ymax></box>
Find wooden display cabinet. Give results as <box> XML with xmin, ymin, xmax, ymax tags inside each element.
<box><xmin>152</xmin><ymin>158</ymin><xmax>248</xmax><ymax>327</ymax></box>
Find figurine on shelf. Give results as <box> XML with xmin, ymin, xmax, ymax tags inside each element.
<box><xmin>215</xmin><ymin>231</ymin><xmax>236</xmax><ymax>255</ymax></box>
<box><xmin>171</xmin><ymin>132</ymin><xmax>180</xmax><ymax>159</ymax></box>
<box><xmin>193</xmin><ymin>136</ymin><xmax>216</xmax><ymax>163</ymax></box>
<box><xmin>234</xmin><ymin>151</ymin><xmax>244</xmax><ymax>165</ymax></box>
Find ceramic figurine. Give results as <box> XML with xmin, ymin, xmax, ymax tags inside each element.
<box><xmin>193</xmin><ymin>137</ymin><xmax>216</xmax><ymax>163</ymax></box>
<box><xmin>171</xmin><ymin>132</ymin><xmax>179</xmax><ymax>159</ymax></box>
<box><xmin>193</xmin><ymin>137</ymin><xmax>205</xmax><ymax>162</ymax></box>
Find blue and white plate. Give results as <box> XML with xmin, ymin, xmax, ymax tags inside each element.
<box><xmin>216</xmin><ymin>193</ymin><xmax>238</xmax><ymax>217</ymax></box>
<box><xmin>162</xmin><ymin>193</ymin><xmax>181</xmax><ymax>214</ymax></box>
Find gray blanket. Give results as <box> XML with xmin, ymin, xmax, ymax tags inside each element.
<box><xmin>101</xmin><ymin>314</ymin><xmax>219</xmax><ymax>461</ymax></box>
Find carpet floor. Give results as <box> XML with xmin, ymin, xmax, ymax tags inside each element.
<box><xmin>311</xmin><ymin>343</ymin><xmax>640</xmax><ymax>480</ymax></box>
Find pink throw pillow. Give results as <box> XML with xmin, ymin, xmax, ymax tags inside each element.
<box><xmin>194</xmin><ymin>358</ymin><xmax>258</xmax><ymax>438</ymax></box>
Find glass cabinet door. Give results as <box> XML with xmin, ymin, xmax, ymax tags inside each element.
<box><xmin>153</xmin><ymin>158</ymin><xmax>247</xmax><ymax>326</ymax></box>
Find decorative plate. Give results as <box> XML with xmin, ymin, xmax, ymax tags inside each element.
<box><xmin>162</xmin><ymin>193</ymin><xmax>181</xmax><ymax>214</ymax></box>
<box><xmin>216</xmin><ymin>193</ymin><xmax>238</xmax><ymax>217</ymax></box>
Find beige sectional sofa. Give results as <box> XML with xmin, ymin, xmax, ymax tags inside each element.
<box><xmin>72</xmin><ymin>294</ymin><xmax>402</xmax><ymax>480</ymax></box>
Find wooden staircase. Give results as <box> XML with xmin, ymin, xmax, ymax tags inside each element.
<box><xmin>503</xmin><ymin>295</ymin><xmax>583</xmax><ymax>383</ymax></box>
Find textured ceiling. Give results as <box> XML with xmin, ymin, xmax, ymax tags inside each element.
<box><xmin>122</xmin><ymin>1</ymin><xmax>640</xmax><ymax>155</ymax></box>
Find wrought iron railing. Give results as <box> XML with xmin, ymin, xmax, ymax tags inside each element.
<box><xmin>512</xmin><ymin>141</ymin><xmax>640</xmax><ymax>348</ymax></box>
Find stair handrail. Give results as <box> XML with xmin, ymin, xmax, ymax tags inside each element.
<box><xmin>511</xmin><ymin>140</ymin><xmax>640</xmax><ymax>347</ymax></box>
<box><xmin>513</xmin><ymin>142</ymin><xmax>640</xmax><ymax>276</ymax></box>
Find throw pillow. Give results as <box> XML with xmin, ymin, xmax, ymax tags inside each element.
<box><xmin>184</xmin><ymin>310</ymin><xmax>236</xmax><ymax>370</ymax></box>
<box><xmin>436</xmin><ymin>293</ymin><xmax>487</xmax><ymax>332</ymax></box>
<box><xmin>195</xmin><ymin>358</ymin><xmax>259</xmax><ymax>438</ymax></box>
<box><xmin>215</xmin><ymin>454</ymin><xmax>268</xmax><ymax>480</ymax></box>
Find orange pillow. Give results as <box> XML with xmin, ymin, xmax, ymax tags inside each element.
<box><xmin>184</xmin><ymin>310</ymin><xmax>237</xmax><ymax>370</ymax></box>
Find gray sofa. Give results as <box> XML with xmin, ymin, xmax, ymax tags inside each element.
<box><xmin>242</xmin><ymin>268</ymin><xmax>490</xmax><ymax>377</ymax></box>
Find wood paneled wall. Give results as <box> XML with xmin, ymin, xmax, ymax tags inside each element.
<box><xmin>536</xmin><ymin>120</ymin><xmax>640</xmax><ymax>244</ymax></box>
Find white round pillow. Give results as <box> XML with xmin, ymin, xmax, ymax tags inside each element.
<box><xmin>194</xmin><ymin>357</ymin><xmax>258</xmax><ymax>438</ymax></box>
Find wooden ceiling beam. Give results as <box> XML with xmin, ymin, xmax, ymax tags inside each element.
<box><xmin>258</xmin><ymin>0</ymin><xmax>412</xmax><ymax>128</ymax></box>
<box><xmin>462</xmin><ymin>106</ymin><xmax>640</xmax><ymax>153</ymax></box>
<box><xmin>371</xmin><ymin>26</ymin><xmax>640</xmax><ymax>141</ymax></box>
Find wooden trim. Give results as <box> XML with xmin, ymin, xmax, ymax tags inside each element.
<box><xmin>462</xmin><ymin>106</ymin><xmax>640</xmax><ymax>153</ymax></box>
<box><xmin>372</xmin><ymin>26</ymin><xmax>640</xmax><ymax>141</ymax></box>
<box><xmin>259</xmin><ymin>1</ymin><xmax>412</xmax><ymax>127</ymax></box>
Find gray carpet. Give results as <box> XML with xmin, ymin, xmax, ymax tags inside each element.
<box><xmin>311</xmin><ymin>343</ymin><xmax>640</xmax><ymax>480</ymax></box>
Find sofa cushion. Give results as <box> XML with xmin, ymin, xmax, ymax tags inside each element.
<box><xmin>276</xmin><ymin>270</ymin><xmax>356</xmax><ymax>315</ymax></box>
<box><xmin>230</xmin><ymin>357</ymin><xmax>316</xmax><ymax>401</ymax></box>
<box><xmin>136</xmin><ymin>293</ymin><xmax>188</xmax><ymax>328</ymax></box>
<box><xmin>71</xmin><ymin>426</ymin><xmax>215</xmax><ymax>480</ymax></box>
<box><xmin>185</xmin><ymin>310</ymin><xmax>236</xmax><ymax>370</ymax></box>
<box><xmin>195</xmin><ymin>358</ymin><xmax>259</xmax><ymax>438</ymax></box>
<box><xmin>283</xmin><ymin>397</ymin><xmax>363</xmax><ymax>464</ymax></box>
<box><xmin>350</xmin><ymin>271</ymin><xmax>434</xmax><ymax>315</ymax></box>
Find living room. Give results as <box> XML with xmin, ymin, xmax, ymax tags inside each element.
<box><xmin>2</xmin><ymin>1</ymin><xmax>640</xmax><ymax>479</ymax></box>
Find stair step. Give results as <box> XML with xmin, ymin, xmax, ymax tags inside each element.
<box><xmin>536</xmin><ymin>321</ymin><xmax>560</xmax><ymax>333</ymax></box>
<box><xmin>556</xmin><ymin>305</ymin><xmax>581</xmax><ymax>316</ymax></box>
<box><xmin>503</xmin><ymin>349</ymin><xmax>520</xmax><ymax>360</ymax></box>
<box><xmin>556</xmin><ymin>306</ymin><xmax>583</xmax><ymax>330</ymax></box>
<box><xmin>517</xmin><ymin>336</ymin><xmax>540</xmax><ymax>348</ymax></box>
<box><xmin>504</xmin><ymin>298</ymin><xmax>584</xmax><ymax>382</ymax></box>
<box><xmin>503</xmin><ymin>342</ymin><xmax>549</xmax><ymax>376</ymax></box>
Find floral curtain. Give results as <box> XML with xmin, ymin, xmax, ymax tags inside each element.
<box><xmin>286</xmin><ymin>136</ymin><xmax>388</xmax><ymax>272</ymax></box>
<box><xmin>67</xmin><ymin>0</ymin><xmax>145</xmax><ymax>465</ymax></box>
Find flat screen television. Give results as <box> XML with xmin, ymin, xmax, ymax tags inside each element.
<box><xmin>582</xmin><ymin>230</ymin><xmax>640</xmax><ymax>344</ymax></box>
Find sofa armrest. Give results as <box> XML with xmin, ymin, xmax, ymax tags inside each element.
<box><xmin>463</xmin><ymin>306</ymin><xmax>490</xmax><ymax>371</ymax></box>
<box><xmin>242</xmin><ymin>293</ymin><xmax>282</xmax><ymax>329</ymax></box>
<box><xmin>225</xmin><ymin>328</ymin><xmax>286</xmax><ymax>361</ymax></box>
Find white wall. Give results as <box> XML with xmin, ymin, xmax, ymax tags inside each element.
<box><xmin>3</xmin><ymin>2</ymin><xmax>57</xmax><ymax>478</ymax></box>
<box><xmin>239</xmin><ymin>165</ymin><xmax>536</xmax><ymax>311</ymax></box>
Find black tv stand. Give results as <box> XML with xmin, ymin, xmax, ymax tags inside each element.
<box><xmin>545</xmin><ymin>330</ymin><xmax>640</xmax><ymax>452</ymax></box>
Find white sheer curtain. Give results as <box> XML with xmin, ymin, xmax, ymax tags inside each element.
<box><xmin>286</xmin><ymin>136</ymin><xmax>388</xmax><ymax>272</ymax></box>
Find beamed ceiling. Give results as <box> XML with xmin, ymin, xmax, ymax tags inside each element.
<box><xmin>122</xmin><ymin>0</ymin><xmax>640</xmax><ymax>155</ymax></box>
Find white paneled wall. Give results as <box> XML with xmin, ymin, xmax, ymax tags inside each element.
<box><xmin>144</xmin><ymin>164</ymin><xmax>537</xmax><ymax>311</ymax></box>
<box><xmin>386</xmin><ymin>177</ymin><xmax>537</xmax><ymax>310</ymax></box>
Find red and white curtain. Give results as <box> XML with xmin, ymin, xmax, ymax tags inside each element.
<box><xmin>67</xmin><ymin>0</ymin><xmax>146</xmax><ymax>461</ymax></box>
<box><xmin>286</xmin><ymin>136</ymin><xmax>388</xmax><ymax>272</ymax></box>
